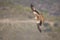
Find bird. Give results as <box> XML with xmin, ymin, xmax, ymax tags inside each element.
<box><xmin>30</xmin><ymin>4</ymin><xmax>44</xmax><ymax>32</ymax></box>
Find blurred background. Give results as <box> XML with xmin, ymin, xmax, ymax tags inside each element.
<box><xmin>0</xmin><ymin>0</ymin><xmax>60</xmax><ymax>40</ymax></box>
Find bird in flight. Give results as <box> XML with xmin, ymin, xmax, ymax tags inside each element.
<box><xmin>30</xmin><ymin>4</ymin><xmax>44</xmax><ymax>32</ymax></box>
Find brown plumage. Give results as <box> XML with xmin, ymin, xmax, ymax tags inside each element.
<box><xmin>30</xmin><ymin>4</ymin><xmax>44</xmax><ymax>32</ymax></box>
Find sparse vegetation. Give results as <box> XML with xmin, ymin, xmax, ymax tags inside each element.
<box><xmin>0</xmin><ymin>0</ymin><xmax>60</xmax><ymax>40</ymax></box>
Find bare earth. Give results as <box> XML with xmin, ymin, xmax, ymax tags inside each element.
<box><xmin>0</xmin><ymin>19</ymin><xmax>59</xmax><ymax>40</ymax></box>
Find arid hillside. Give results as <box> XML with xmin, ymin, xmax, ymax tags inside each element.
<box><xmin>0</xmin><ymin>0</ymin><xmax>60</xmax><ymax>40</ymax></box>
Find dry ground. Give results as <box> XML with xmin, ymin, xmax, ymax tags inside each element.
<box><xmin>0</xmin><ymin>19</ymin><xmax>60</xmax><ymax>40</ymax></box>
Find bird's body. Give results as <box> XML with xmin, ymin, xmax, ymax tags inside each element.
<box><xmin>30</xmin><ymin>4</ymin><xmax>44</xmax><ymax>32</ymax></box>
